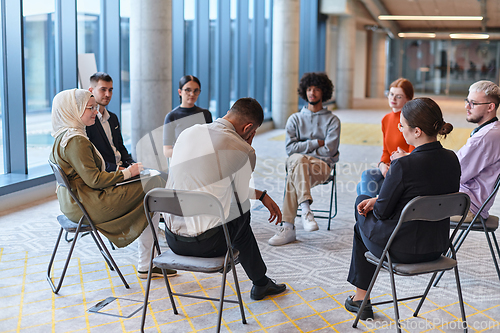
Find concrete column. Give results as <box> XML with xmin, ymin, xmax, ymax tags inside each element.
<box><xmin>368</xmin><ymin>31</ymin><xmax>387</xmax><ymax>98</ymax></box>
<box><xmin>272</xmin><ymin>0</ymin><xmax>300</xmax><ymax>129</ymax></box>
<box><xmin>130</xmin><ymin>0</ymin><xmax>172</xmax><ymax>157</ymax></box>
<box><xmin>336</xmin><ymin>10</ymin><xmax>356</xmax><ymax>109</ymax></box>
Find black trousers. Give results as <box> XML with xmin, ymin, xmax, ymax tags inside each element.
<box><xmin>165</xmin><ymin>211</ymin><xmax>267</xmax><ymax>283</ymax></box>
<box><xmin>347</xmin><ymin>195</ymin><xmax>442</xmax><ymax>290</ymax></box>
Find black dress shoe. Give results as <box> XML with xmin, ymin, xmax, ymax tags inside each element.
<box><xmin>250</xmin><ymin>278</ymin><xmax>286</xmax><ymax>300</ymax></box>
<box><xmin>344</xmin><ymin>296</ymin><xmax>374</xmax><ymax>320</ymax></box>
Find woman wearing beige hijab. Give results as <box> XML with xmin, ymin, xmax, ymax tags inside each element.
<box><xmin>49</xmin><ymin>88</ymin><xmax>174</xmax><ymax>278</ymax></box>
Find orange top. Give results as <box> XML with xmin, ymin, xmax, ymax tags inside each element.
<box><xmin>380</xmin><ymin>111</ymin><xmax>414</xmax><ymax>164</ymax></box>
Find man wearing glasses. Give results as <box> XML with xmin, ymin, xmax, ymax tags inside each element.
<box><xmin>455</xmin><ymin>80</ymin><xmax>500</xmax><ymax>221</ymax></box>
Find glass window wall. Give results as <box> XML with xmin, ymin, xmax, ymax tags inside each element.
<box><xmin>184</xmin><ymin>0</ymin><xmax>196</xmax><ymax>76</ymax></box>
<box><xmin>77</xmin><ymin>0</ymin><xmax>101</xmax><ymax>73</ymax></box>
<box><xmin>120</xmin><ymin>0</ymin><xmax>131</xmax><ymax>148</ymax></box>
<box><xmin>0</xmin><ymin>3</ymin><xmax>3</xmax><ymax>175</ymax></box>
<box><xmin>209</xmin><ymin>0</ymin><xmax>217</xmax><ymax>113</ymax></box>
<box><xmin>22</xmin><ymin>0</ymin><xmax>56</xmax><ymax>169</ymax></box>
<box><xmin>400</xmin><ymin>39</ymin><xmax>500</xmax><ymax>96</ymax></box>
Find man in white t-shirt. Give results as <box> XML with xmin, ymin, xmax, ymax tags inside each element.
<box><xmin>165</xmin><ymin>98</ymin><xmax>287</xmax><ymax>300</ymax></box>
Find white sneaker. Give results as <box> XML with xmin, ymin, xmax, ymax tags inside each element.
<box><xmin>157</xmin><ymin>228</ymin><xmax>168</xmax><ymax>247</ymax></box>
<box><xmin>301</xmin><ymin>211</ymin><xmax>319</xmax><ymax>232</ymax></box>
<box><xmin>268</xmin><ymin>222</ymin><xmax>296</xmax><ymax>246</ymax></box>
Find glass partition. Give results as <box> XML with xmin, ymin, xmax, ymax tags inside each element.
<box><xmin>77</xmin><ymin>0</ymin><xmax>101</xmax><ymax>73</ymax></box>
<box><xmin>120</xmin><ymin>0</ymin><xmax>131</xmax><ymax>149</ymax></box>
<box><xmin>22</xmin><ymin>0</ymin><xmax>56</xmax><ymax>169</ymax></box>
<box><xmin>401</xmin><ymin>39</ymin><xmax>499</xmax><ymax>96</ymax></box>
<box><xmin>0</xmin><ymin>2</ymin><xmax>4</xmax><ymax>174</ymax></box>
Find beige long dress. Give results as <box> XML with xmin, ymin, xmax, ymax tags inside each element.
<box><xmin>50</xmin><ymin>132</ymin><xmax>165</xmax><ymax>247</ymax></box>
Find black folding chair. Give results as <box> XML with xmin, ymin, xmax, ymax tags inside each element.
<box><xmin>352</xmin><ymin>193</ymin><xmax>470</xmax><ymax>333</ymax></box>
<box><xmin>47</xmin><ymin>160</ymin><xmax>129</xmax><ymax>293</ymax></box>
<box><xmin>434</xmin><ymin>173</ymin><xmax>500</xmax><ymax>286</ymax></box>
<box><xmin>140</xmin><ymin>188</ymin><xmax>246</xmax><ymax>333</ymax></box>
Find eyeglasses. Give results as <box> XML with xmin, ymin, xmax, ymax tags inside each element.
<box><xmin>85</xmin><ymin>106</ymin><xmax>98</xmax><ymax>111</ymax></box>
<box><xmin>182</xmin><ymin>88</ymin><xmax>201</xmax><ymax>95</ymax></box>
<box><xmin>464</xmin><ymin>98</ymin><xmax>492</xmax><ymax>109</ymax></box>
<box><xmin>386</xmin><ymin>92</ymin><xmax>404</xmax><ymax>100</ymax></box>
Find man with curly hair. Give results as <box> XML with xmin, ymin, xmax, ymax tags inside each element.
<box><xmin>269</xmin><ymin>72</ymin><xmax>340</xmax><ymax>246</ymax></box>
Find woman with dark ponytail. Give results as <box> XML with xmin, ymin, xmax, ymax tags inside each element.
<box><xmin>345</xmin><ymin>97</ymin><xmax>460</xmax><ymax>320</ymax></box>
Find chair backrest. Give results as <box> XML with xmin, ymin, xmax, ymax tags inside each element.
<box><xmin>400</xmin><ymin>193</ymin><xmax>470</xmax><ymax>223</ymax></box>
<box><xmin>49</xmin><ymin>159</ymin><xmax>72</xmax><ymax>190</ymax></box>
<box><xmin>143</xmin><ymin>188</ymin><xmax>230</xmax><ymax>256</ymax></box>
<box><xmin>144</xmin><ymin>188</ymin><xmax>226</xmax><ymax>224</ymax></box>
<box><xmin>49</xmin><ymin>159</ymin><xmax>93</xmax><ymax>225</ymax></box>
<box><xmin>384</xmin><ymin>193</ymin><xmax>471</xmax><ymax>255</ymax></box>
<box><xmin>473</xmin><ymin>173</ymin><xmax>500</xmax><ymax>219</ymax></box>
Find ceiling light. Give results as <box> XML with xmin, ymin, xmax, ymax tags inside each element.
<box><xmin>450</xmin><ymin>33</ymin><xmax>489</xmax><ymax>39</ymax></box>
<box><xmin>379</xmin><ymin>15</ymin><xmax>483</xmax><ymax>21</ymax></box>
<box><xmin>398</xmin><ymin>33</ymin><xmax>436</xmax><ymax>38</ymax></box>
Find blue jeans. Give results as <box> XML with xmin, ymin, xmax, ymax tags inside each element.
<box><xmin>356</xmin><ymin>168</ymin><xmax>384</xmax><ymax>197</ymax></box>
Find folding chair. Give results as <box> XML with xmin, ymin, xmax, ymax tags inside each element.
<box><xmin>296</xmin><ymin>164</ymin><xmax>338</xmax><ymax>230</ymax></box>
<box><xmin>140</xmin><ymin>188</ymin><xmax>246</xmax><ymax>333</ymax></box>
<box><xmin>434</xmin><ymin>173</ymin><xmax>500</xmax><ymax>286</ymax></box>
<box><xmin>47</xmin><ymin>160</ymin><xmax>129</xmax><ymax>293</ymax></box>
<box><xmin>352</xmin><ymin>193</ymin><xmax>470</xmax><ymax>333</ymax></box>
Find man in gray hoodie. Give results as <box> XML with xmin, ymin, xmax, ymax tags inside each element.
<box><xmin>269</xmin><ymin>72</ymin><xmax>340</xmax><ymax>246</ymax></box>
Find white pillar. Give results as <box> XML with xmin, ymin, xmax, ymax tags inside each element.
<box><xmin>369</xmin><ymin>31</ymin><xmax>387</xmax><ymax>98</ymax></box>
<box><xmin>130</xmin><ymin>0</ymin><xmax>172</xmax><ymax>157</ymax></box>
<box><xmin>336</xmin><ymin>12</ymin><xmax>356</xmax><ymax>109</ymax></box>
<box><xmin>272</xmin><ymin>0</ymin><xmax>300</xmax><ymax>129</ymax></box>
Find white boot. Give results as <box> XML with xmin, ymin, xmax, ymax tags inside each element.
<box><xmin>268</xmin><ymin>222</ymin><xmax>296</xmax><ymax>246</ymax></box>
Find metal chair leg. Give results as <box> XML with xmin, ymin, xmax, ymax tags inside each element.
<box><xmin>47</xmin><ymin>227</ymin><xmax>81</xmax><ymax>294</ymax></box>
<box><xmin>484</xmin><ymin>231</ymin><xmax>500</xmax><ymax>281</ymax></box>
<box><xmin>387</xmin><ymin>257</ymin><xmax>402</xmax><ymax>332</ymax></box>
<box><xmin>216</xmin><ymin>254</ymin><xmax>230</xmax><ymax>333</ymax></box>
<box><xmin>491</xmin><ymin>232</ymin><xmax>500</xmax><ymax>281</ymax></box>
<box><xmin>327</xmin><ymin>174</ymin><xmax>337</xmax><ymax>230</ymax></box>
<box><xmin>230</xmin><ymin>255</ymin><xmax>247</xmax><ymax>324</ymax></box>
<box><xmin>89</xmin><ymin>232</ymin><xmax>115</xmax><ymax>270</ymax></box>
<box><xmin>453</xmin><ymin>265</ymin><xmax>468</xmax><ymax>332</ymax></box>
<box><xmin>141</xmin><ymin>247</ymin><xmax>155</xmax><ymax>333</ymax></box>
<box><xmin>64</xmin><ymin>230</ymin><xmax>89</xmax><ymax>243</ymax></box>
<box><xmin>434</xmin><ymin>223</ymin><xmax>475</xmax><ymax>287</ymax></box>
<box><xmin>414</xmin><ymin>272</ymin><xmax>438</xmax><ymax>316</ymax></box>
<box><xmin>91</xmin><ymin>231</ymin><xmax>129</xmax><ymax>289</ymax></box>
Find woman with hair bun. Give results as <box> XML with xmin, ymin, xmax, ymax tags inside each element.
<box><xmin>345</xmin><ymin>97</ymin><xmax>460</xmax><ymax>321</ymax></box>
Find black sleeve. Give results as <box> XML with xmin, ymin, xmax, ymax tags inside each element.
<box><xmin>373</xmin><ymin>159</ymin><xmax>405</xmax><ymax>220</ymax></box>
<box><xmin>163</xmin><ymin>112</ymin><xmax>176</xmax><ymax>146</ymax></box>
<box><xmin>109</xmin><ymin>111</ymin><xmax>135</xmax><ymax>166</ymax></box>
<box><xmin>105</xmin><ymin>161</ymin><xmax>118</xmax><ymax>172</ymax></box>
<box><xmin>204</xmin><ymin>110</ymin><xmax>213</xmax><ymax>123</ymax></box>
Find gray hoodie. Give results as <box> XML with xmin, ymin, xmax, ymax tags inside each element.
<box><xmin>285</xmin><ymin>106</ymin><xmax>340</xmax><ymax>167</ymax></box>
